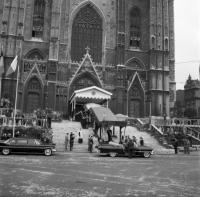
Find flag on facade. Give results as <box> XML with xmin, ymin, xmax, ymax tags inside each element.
<box><xmin>6</xmin><ymin>55</ymin><xmax>18</xmax><ymax>76</ymax></box>
<box><xmin>0</xmin><ymin>46</ymin><xmax>4</xmax><ymax>76</ymax></box>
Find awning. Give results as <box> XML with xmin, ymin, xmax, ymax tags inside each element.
<box><xmin>90</xmin><ymin>107</ymin><xmax>127</xmax><ymax>127</ymax></box>
<box><xmin>115</xmin><ymin>114</ymin><xmax>128</xmax><ymax>127</ymax></box>
<box><xmin>70</xmin><ymin>86</ymin><xmax>112</xmax><ymax>104</ymax></box>
<box><xmin>90</xmin><ymin>107</ymin><xmax>117</xmax><ymax>123</ymax></box>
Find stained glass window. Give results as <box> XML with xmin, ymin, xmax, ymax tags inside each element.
<box><xmin>130</xmin><ymin>7</ymin><xmax>141</xmax><ymax>48</ymax></box>
<box><xmin>32</xmin><ymin>0</ymin><xmax>45</xmax><ymax>38</ymax></box>
<box><xmin>71</xmin><ymin>4</ymin><xmax>103</xmax><ymax>63</ymax></box>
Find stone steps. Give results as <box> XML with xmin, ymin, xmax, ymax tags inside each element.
<box><xmin>52</xmin><ymin>121</ymin><xmax>174</xmax><ymax>154</ymax></box>
<box><xmin>114</xmin><ymin>126</ymin><xmax>174</xmax><ymax>154</ymax></box>
<box><xmin>52</xmin><ymin>120</ymin><xmax>94</xmax><ymax>152</ymax></box>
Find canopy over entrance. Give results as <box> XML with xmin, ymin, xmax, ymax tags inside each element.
<box><xmin>90</xmin><ymin>107</ymin><xmax>127</xmax><ymax>127</ymax></box>
<box><xmin>70</xmin><ymin>86</ymin><xmax>112</xmax><ymax>120</ymax></box>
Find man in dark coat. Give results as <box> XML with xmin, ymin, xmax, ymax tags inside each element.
<box><xmin>69</xmin><ymin>132</ymin><xmax>75</xmax><ymax>151</ymax></box>
<box><xmin>127</xmin><ymin>139</ymin><xmax>135</xmax><ymax>158</ymax></box>
<box><xmin>172</xmin><ymin>137</ymin><xmax>178</xmax><ymax>154</ymax></box>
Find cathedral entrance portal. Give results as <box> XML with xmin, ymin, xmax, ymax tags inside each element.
<box><xmin>69</xmin><ymin>72</ymin><xmax>102</xmax><ymax>121</ymax></box>
<box><xmin>129</xmin><ymin>99</ymin><xmax>141</xmax><ymax>118</ymax></box>
<box><xmin>24</xmin><ymin>77</ymin><xmax>42</xmax><ymax>113</ymax></box>
<box><xmin>127</xmin><ymin>73</ymin><xmax>145</xmax><ymax>118</ymax></box>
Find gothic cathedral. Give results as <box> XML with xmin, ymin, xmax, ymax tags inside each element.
<box><xmin>0</xmin><ymin>0</ymin><xmax>176</xmax><ymax>118</ymax></box>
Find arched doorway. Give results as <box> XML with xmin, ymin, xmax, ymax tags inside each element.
<box><xmin>128</xmin><ymin>73</ymin><xmax>145</xmax><ymax>118</ymax></box>
<box><xmin>24</xmin><ymin>77</ymin><xmax>42</xmax><ymax>113</ymax></box>
<box><xmin>71</xmin><ymin>4</ymin><xmax>103</xmax><ymax>63</ymax></box>
<box><xmin>69</xmin><ymin>72</ymin><xmax>101</xmax><ymax>97</ymax></box>
<box><xmin>69</xmin><ymin>72</ymin><xmax>101</xmax><ymax>121</ymax></box>
<box><xmin>129</xmin><ymin>87</ymin><xmax>143</xmax><ymax>117</ymax></box>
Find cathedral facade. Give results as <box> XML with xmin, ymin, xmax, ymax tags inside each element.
<box><xmin>0</xmin><ymin>0</ymin><xmax>176</xmax><ymax>118</ymax></box>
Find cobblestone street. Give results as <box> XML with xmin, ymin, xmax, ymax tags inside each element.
<box><xmin>0</xmin><ymin>152</ymin><xmax>200</xmax><ymax>197</ymax></box>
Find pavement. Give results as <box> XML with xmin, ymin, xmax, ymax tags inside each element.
<box><xmin>0</xmin><ymin>152</ymin><xmax>200</xmax><ymax>197</ymax></box>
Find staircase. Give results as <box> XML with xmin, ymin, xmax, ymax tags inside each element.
<box><xmin>52</xmin><ymin>121</ymin><xmax>174</xmax><ymax>154</ymax></box>
<box><xmin>185</xmin><ymin>126</ymin><xmax>200</xmax><ymax>144</ymax></box>
<box><xmin>114</xmin><ymin>126</ymin><xmax>174</xmax><ymax>154</ymax></box>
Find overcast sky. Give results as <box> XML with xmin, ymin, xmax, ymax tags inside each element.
<box><xmin>175</xmin><ymin>0</ymin><xmax>200</xmax><ymax>89</ymax></box>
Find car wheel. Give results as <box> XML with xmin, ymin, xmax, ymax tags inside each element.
<box><xmin>109</xmin><ymin>152</ymin><xmax>117</xmax><ymax>157</ymax></box>
<box><xmin>2</xmin><ymin>148</ymin><xmax>10</xmax><ymax>155</ymax></box>
<box><xmin>44</xmin><ymin>149</ymin><xmax>52</xmax><ymax>156</ymax></box>
<box><xmin>143</xmin><ymin>151</ymin><xmax>151</xmax><ymax>158</ymax></box>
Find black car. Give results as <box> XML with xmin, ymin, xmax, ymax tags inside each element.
<box><xmin>0</xmin><ymin>138</ymin><xmax>56</xmax><ymax>156</ymax></box>
<box><xmin>97</xmin><ymin>143</ymin><xmax>153</xmax><ymax>158</ymax></box>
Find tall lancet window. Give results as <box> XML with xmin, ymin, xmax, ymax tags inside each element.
<box><xmin>32</xmin><ymin>0</ymin><xmax>45</xmax><ymax>38</ymax></box>
<box><xmin>71</xmin><ymin>4</ymin><xmax>103</xmax><ymax>63</ymax></box>
<box><xmin>129</xmin><ymin>7</ymin><xmax>141</xmax><ymax>48</ymax></box>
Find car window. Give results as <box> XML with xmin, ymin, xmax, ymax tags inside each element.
<box><xmin>5</xmin><ymin>139</ymin><xmax>16</xmax><ymax>144</ymax></box>
<box><xmin>28</xmin><ymin>139</ymin><xmax>35</xmax><ymax>145</ymax></box>
<box><xmin>9</xmin><ymin>139</ymin><xmax>16</xmax><ymax>145</ymax></box>
<box><xmin>34</xmin><ymin>139</ymin><xmax>41</xmax><ymax>145</ymax></box>
<box><xmin>16</xmin><ymin>139</ymin><xmax>28</xmax><ymax>145</ymax></box>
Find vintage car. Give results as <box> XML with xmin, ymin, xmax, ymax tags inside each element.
<box><xmin>0</xmin><ymin>138</ymin><xmax>56</xmax><ymax>156</ymax></box>
<box><xmin>97</xmin><ymin>142</ymin><xmax>153</xmax><ymax>158</ymax></box>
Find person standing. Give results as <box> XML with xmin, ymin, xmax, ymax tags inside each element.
<box><xmin>172</xmin><ymin>137</ymin><xmax>178</xmax><ymax>154</ymax></box>
<box><xmin>183</xmin><ymin>138</ymin><xmax>187</xmax><ymax>154</ymax></box>
<box><xmin>88</xmin><ymin>135</ymin><xmax>94</xmax><ymax>153</ymax></box>
<box><xmin>69</xmin><ymin>132</ymin><xmax>75</xmax><ymax>151</ymax></box>
<box><xmin>127</xmin><ymin>138</ymin><xmax>134</xmax><ymax>158</ymax></box>
<box><xmin>65</xmin><ymin>133</ymin><xmax>69</xmax><ymax>151</ymax></box>
<box><xmin>186</xmin><ymin>138</ymin><xmax>190</xmax><ymax>154</ymax></box>
<box><xmin>139</xmin><ymin>137</ymin><xmax>144</xmax><ymax>146</ymax></box>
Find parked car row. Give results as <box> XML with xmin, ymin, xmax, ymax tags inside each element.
<box><xmin>0</xmin><ymin>138</ymin><xmax>56</xmax><ymax>156</ymax></box>
<box><xmin>0</xmin><ymin>137</ymin><xmax>153</xmax><ymax>158</ymax></box>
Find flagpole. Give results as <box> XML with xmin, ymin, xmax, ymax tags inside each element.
<box><xmin>12</xmin><ymin>63</ymin><xmax>20</xmax><ymax>137</ymax></box>
<box><xmin>0</xmin><ymin>44</ymin><xmax>4</xmax><ymax>103</ymax></box>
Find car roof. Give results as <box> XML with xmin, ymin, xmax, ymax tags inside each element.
<box><xmin>10</xmin><ymin>138</ymin><xmax>38</xmax><ymax>140</ymax></box>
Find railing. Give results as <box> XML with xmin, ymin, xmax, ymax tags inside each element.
<box><xmin>151</xmin><ymin>124</ymin><xmax>164</xmax><ymax>136</ymax></box>
<box><xmin>0</xmin><ymin>116</ymin><xmax>48</xmax><ymax>128</ymax></box>
<box><xmin>185</xmin><ymin>127</ymin><xmax>200</xmax><ymax>142</ymax></box>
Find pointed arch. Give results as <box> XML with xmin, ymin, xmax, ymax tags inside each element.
<box><xmin>125</xmin><ymin>57</ymin><xmax>146</xmax><ymax>70</ymax></box>
<box><xmin>32</xmin><ymin>0</ymin><xmax>45</xmax><ymax>38</ymax></box>
<box><xmin>23</xmin><ymin>76</ymin><xmax>44</xmax><ymax>113</ymax></box>
<box><xmin>129</xmin><ymin>6</ymin><xmax>141</xmax><ymax>48</ymax></box>
<box><xmin>69</xmin><ymin>71</ymin><xmax>102</xmax><ymax>97</ymax></box>
<box><xmin>69</xmin><ymin>1</ymin><xmax>106</xmax><ymax>63</ymax></box>
<box><xmin>25</xmin><ymin>49</ymin><xmax>45</xmax><ymax>60</ymax></box>
<box><xmin>127</xmin><ymin>72</ymin><xmax>145</xmax><ymax>118</ymax></box>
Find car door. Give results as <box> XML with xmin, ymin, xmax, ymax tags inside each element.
<box><xmin>27</xmin><ymin>139</ymin><xmax>43</xmax><ymax>154</ymax></box>
<box><xmin>7</xmin><ymin>139</ymin><xmax>16</xmax><ymax>152</ymax></box>
<box><xmin>15</xmin><ymin>139</ymin><xmax>28</xmax><ymax>153</ymax></box>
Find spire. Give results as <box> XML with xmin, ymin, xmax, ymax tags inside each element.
<box><xmin>85</xmin><ymin>46</ymin><xmax>90</xmax><ymax>54</ymax></box>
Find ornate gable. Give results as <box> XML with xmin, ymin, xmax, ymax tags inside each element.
<box><xmin>23</xmin><ymin>62</ymin><xmax>44</xmax><ymax>86</ymax></box>
<box><xmin>69</xmin><ymin>50</ymin><xmax>103</xmax><ymax>87</ymax></box>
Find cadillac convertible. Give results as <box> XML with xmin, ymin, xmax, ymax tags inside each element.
<box><xmin>0</xmin><ymin>138</ymin><xmax>56</xmax><ymax>156</ymax></box>
<box><xmin>97</xmin><ymin>142</ymin><xmax>153</xmax><ymax>158</ymax></box>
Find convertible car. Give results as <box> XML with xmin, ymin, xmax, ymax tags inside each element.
<box><xmin>0</xmin><ymin>138</ymin><xmax>56</xmax><ymax>156</ymax></box>
<box><xmin>97</xmin><ymin>143</ymin><xmax>153</xmax><ymax>158</ymax></box>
